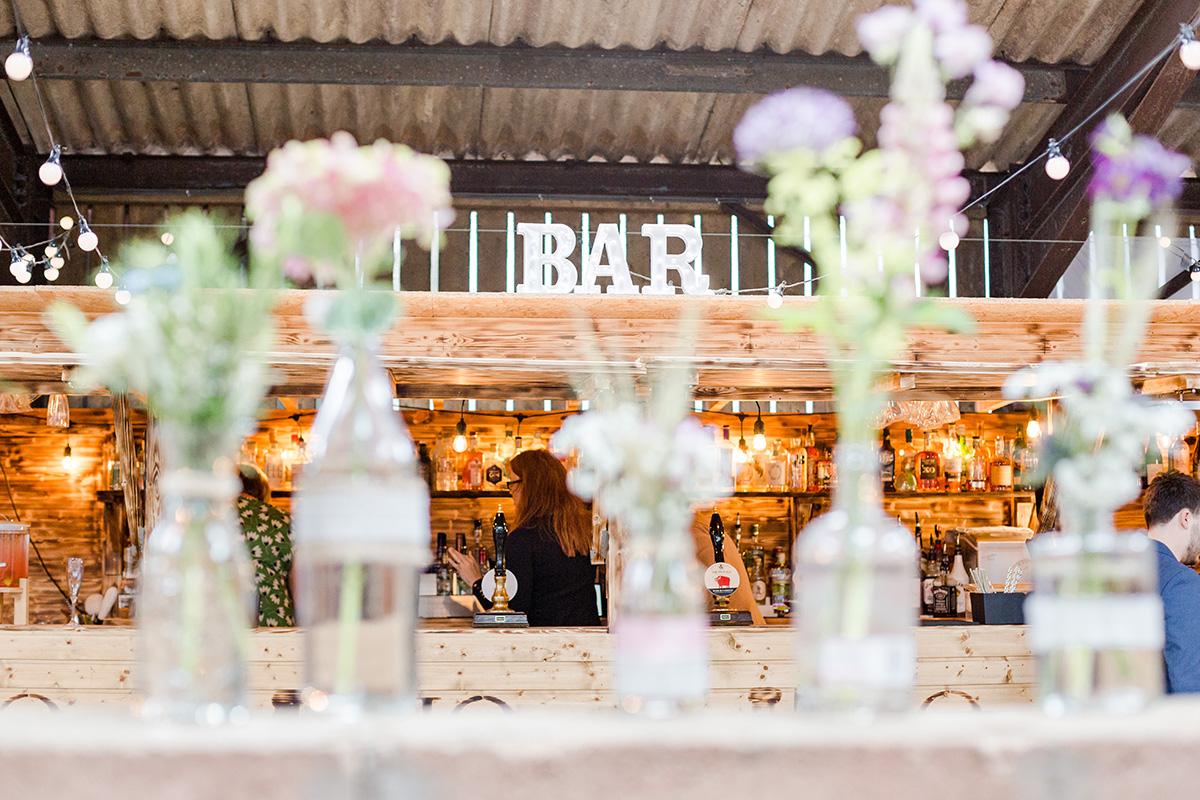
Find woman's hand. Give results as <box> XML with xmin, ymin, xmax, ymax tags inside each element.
<box><xmin>447</xmin><ymin>547</ymin><xmax>483</xmax><ymax>586</ymax></box>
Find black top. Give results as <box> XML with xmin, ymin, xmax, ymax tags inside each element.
<box><xmin>475</xmin><ymin>523</ymin><xmax>600</xmax><ymax>626</ymax></box>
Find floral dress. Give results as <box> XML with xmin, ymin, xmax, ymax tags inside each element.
<box><xmin>236</xmin><ymin>495</ymin><xmax>296</xmax><ymax>627</ymax></box>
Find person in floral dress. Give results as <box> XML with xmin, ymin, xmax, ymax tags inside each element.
<box><xmin>237</xmin><ymin>464</ymin><xmax>295</xmax><ymax>626</ymax></box>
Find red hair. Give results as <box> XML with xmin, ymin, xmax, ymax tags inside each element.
<box><xmin>509</xmin><ymin>449</ymin><xmax>592</xmax><ymax>558</ymax></box>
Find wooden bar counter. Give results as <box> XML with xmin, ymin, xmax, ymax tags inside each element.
<box><xmin>0</xmin><ymin>623</ymin><xmax>1031</xmax><ymax>711</ymax></box>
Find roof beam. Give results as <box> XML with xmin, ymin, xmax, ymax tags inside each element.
<box><xmin>60</xmin><ymin>155</ymin><xmax>1009</xmax><ymax>204</ymax></box>
<box><xmin>23</xmin><ymin>37</ymin><xmax>1078</xmax><ymax>102</ymax></box>
<box><xmin>993</xmin><ymin>0</ymin><xmax>1200</xmax><ymax>298</ymax></box>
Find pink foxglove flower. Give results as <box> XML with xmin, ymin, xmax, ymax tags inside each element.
<box><xmin>1089</xmin><ymin>115</ymin><xmax>1191</xmax><ymax>211</ymax></box>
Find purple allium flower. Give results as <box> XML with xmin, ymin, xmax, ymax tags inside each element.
<box><xmin>1088</xmin><ymin>115</ymin><xmax>1191</xmax><ymax>208</ymax></box>
<box><xmin>734</xmin><ymin>87</ymin><xmax>857</xmax><ymax>169</ymax></box>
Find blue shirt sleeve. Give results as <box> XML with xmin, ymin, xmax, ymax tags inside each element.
<box><xmin>1162</xmin><ymin>567</ymin><xmax>1200</xmax><ymax>693</ymax></box>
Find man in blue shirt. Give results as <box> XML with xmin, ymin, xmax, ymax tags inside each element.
<box><xmin>1144</xmin><ymin>471</ymin><xmax>1200</xmax><ymax>693</ymax></box>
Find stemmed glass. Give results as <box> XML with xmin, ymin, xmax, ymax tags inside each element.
<box><xmin>66</xmin><ymin>557</ymin><xmax>83</xmax><ymax>626</ymax></box>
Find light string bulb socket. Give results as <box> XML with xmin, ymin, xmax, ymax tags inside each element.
<box><xmin>76</xmin><ymin>219</ymin><xmax>98</xmax><ymax>252</ymax></box>
<box><xmin>453</xmin><ymin>402</ymin><xmax>469</xmax><ymax>453</ymax></box>
<box><xmin>5</xmin><ymin>35</ymin><xmax>32</xmax><ymax>82</ymax></box>
<box><xmin>94</xmin><ymin>255</ymin><xmax>114</xmax><ymax>288</ymax></box>
<box><xmin>766</xmin><ymin>284</ymin><xmax>784</xmax><ymax>309</ymax></box>
<box><xmin>1045</xmin><ymin>138</ymin><xmax>1070</xmax><ymax>181</ymax></box>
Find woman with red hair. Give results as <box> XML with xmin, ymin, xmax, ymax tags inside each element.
<box><xmin>448</xmin><ymin>448</ymin><xmax>600</xmax><ymax>626</ymax></box>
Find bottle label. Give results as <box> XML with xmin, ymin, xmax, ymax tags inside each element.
<box><xmin>766</xmin><ymin>460</ymin><xmax>786</xmax><ymax>486</ymax></box>
<box><xmin>751</xmin><ymin>579</ymin><xmax>768</xmax><ymax>602</ymax></box>
<box><xmin>816</xmin><ymin>634</ymin><xmax>915</xmax><ymax>690</ymax></box>
<box><xmin>1025</xmin><ymin>594</ymin><xmax>1164</xmax><ymax>651</ymax></box>
<box><xmin>790</xmin><ymin>454</ymin><xmax>808</xmax><ymax>491</ymax></box>
<box><xmin>485</xmin><ymin>464</ymin><xmax>503</xmax><ymax>485</ymax></box>
<box><xmin>615</xmin><ymin>614</ymin><xmax>708</xmax><ymax>701</ymax></box>
<box><xmin>931</xmin><ymin>584</ymin><xmax>957</xmax><ymax>617</ymax></box>
<box><xmin>990</xmin><ymin>464</ymin><xmax>1013</xmax><ymax>488</ymax></box>
<box><xmin>918</xmin><ymin>457</ymin><xmax>939</xmax><ymax>481</ymax></box>
<box><xmin>294</xmin><ymin>484</ymin><xmax>430</xmax><ymax>547</ymax></box>
<box><xmin>880</xmin><ymin>451</ymin><xmax>895</xmax><ymax>482</ymax></box>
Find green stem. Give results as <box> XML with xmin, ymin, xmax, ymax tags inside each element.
<box><xmin>335</xmin><ymin>560</ymin><xmax>365</xmax><ymax>696</ymax></box>
<box><xmin>180</xmin><ymin>523</ymin><xmax>205</xmax><ymax>679</ymax></box>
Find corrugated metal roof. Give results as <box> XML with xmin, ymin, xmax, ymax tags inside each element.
<box><xmin>0</xmin><ymin>0</ymin><xmax>1158</xmax><ymax>175</ymax></box>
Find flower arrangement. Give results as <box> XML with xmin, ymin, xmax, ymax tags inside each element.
<box><xmin>735</xmin><ymin>0</ymin><xmax>1024</xmax><ymax>451</ymax></box>
<box><xmin>1004</xmin><ymin>116</ymin><xmax>1193</xmax><ymax>531</ymax></box>
<box><xmin>51</xmin><ymin>212</ymin><xmax>277</xmax><ymax>470</ymax></box>
<box><xmin>245</xmin><ymin>131</ymin><xmax>452</xmax><ymax>333</ymax></box>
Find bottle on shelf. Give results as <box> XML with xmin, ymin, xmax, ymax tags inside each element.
<box><xmin>732</xmin><ymin>513</ymin><xmax>743</xmax><ymax>553</ymax></box>
<box><xmin>462</xmin><ymin>433</ymin><xmax>484</xmax><ymax>490</ymax></box>
<box><xmin>917</xmin><ymin>432</ymin><xmax>942</xmax><ymax>492</ymax></box>
<box><xmin>942</xmin><ymin>427</ymin><xmax>963</xmax><ymax>492</ymax></box>
<box><xmin>769</xmin><ymin>546</ymin><xmax>791</xmax><ymax>616</ymax></box>
<box><xmin>417</xmin><ymin>442</ymin><xmax>434</xmax><ymax>489</ymax></box>
<box><xmin>949</xmin><ymin>546</ymin><xmax>970</xmax><ymax>614</ymax></box>
<box><xmin>895</xmin><ymin>429</ymin><xmax>918</xmax><ymax>492</ymax></box>
<box><xmin>498</xmin><ymin>428</ymin><xmax>517</xmax><ymax>460</ymax></box>
<box><xmin>766</xmin><ymin>441</ymin><xmax>787</xmax><ymax>490</ymax></box>
<box><xmin>532</xmin><ymin>430</ymin><xmax>547</xmax><ymax>450</ymax></box>
<box><xmin>1169</xmin><ymin>433</ymin><xmax>1190</xmax><ymax>475</ymax></box>
<box><xmin>435</xmin><ymin>429</ymin><xmax>458</xmax><ymax>491</ymax></box>
<box><xmin>880</xmin><ymin>430</ymin><xmax>896</xmax><ymax>492</ymax></box>
<box><xmin>989</xmin><ymin>435</ymin><xmax>1013</xmax><ymax>491</ymax></box>
<box><xmin>264</xmin><ymin>429</ymin><xmax>286</xmax><ymax>491</ymax></box>
<box><xmin>788</xmin><ymin>436</ymin><xmax>809</xmax><ymax>492</ymax></box>
<box><xmin>805</xmin><ymin>424</ymin><xmax>820</xmax><ymax>490</ymax></box>
<box><xmin>967</xmin><ymin>435</ymin><xmax>989</xmax><ymax>491</ymax></box>
<box><xmin>717</xmin><ymin>426</ymin><xmax>737</xmax><ymax>492</ymax></box>
<box><xmin>1012</xmin><ymin>425</ymin><xmax>1030</xmax><ymax>490</ymax></box>
<box><xmin>454</xmin><ymin>533</ymin><xmax>469</xmax><ymax>595</ymax></box>
<box><xmin>745</xmin><ymin>523</ymin><xmax>767</xmax><ymax>605</ymax></box>
<box><xmin>434</xmin><ymin>533</ymin><xmax>453</xmax><ymax>596</ymax></box>
<box><xmin>815</xmin><ymin>446</ymin><xmax>834</xmax><ymax>492</ymax></box>
<box><xmin>1145</xmin><ymin>437</ymin><xmax>1165</xmax><ymax>487</ymax></box>
<box><xmin>484</xmin><ymin>444</ymin><xmax>505</xmax><ymax>488</ymax></box>
<box><xmin>473</xmin><ymin>518</ymin><xmax>491</xmax><ymax>572</ymax></box>
<box><xmin>930</xmin><ymin>554</ymin><xmax>958</xmax><ymax>618</ymax></box>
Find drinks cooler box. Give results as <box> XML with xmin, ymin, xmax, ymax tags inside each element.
<box><xmin>969</xmin><ymin>591</ymin><xmax>1027</xmax><ymax>625</ymax></box>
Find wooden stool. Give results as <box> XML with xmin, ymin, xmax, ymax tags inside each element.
<box><xmin>0</xmin><ymin>579</ymin><xmax>29</xmax><ymax>624</ymax></box>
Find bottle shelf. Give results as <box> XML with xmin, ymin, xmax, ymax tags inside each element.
<box><xmin>722</xmin><ymin>490</ymin><xmax>1037</xmax><ymax>499</ymax></box>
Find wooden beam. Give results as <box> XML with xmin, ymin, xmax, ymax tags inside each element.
<box><xmin>1138</xmin><ymin>374</ymin><xmax>1200</xmax><ymax>394</ymax></box>
<box><xmin>994</xmin><ymin>0</ymin><xmax>1200</xmax><ymax>299</ymax></box>
<box><xmin>21</xmin><ymin>37</ymin><xmax>1079</xmax><ymax>102</ymax></box>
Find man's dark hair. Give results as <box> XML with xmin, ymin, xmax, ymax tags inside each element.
<box><xmin>1144</xmin><ymin>471</ymin><xmax>1200</xmax><ymax>527</ymax></box>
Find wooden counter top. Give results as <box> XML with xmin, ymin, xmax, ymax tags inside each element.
<box><xmin>0</xmin><ymin>623</ymin><xmax>1031</xmax><ymax>711</ymax></box>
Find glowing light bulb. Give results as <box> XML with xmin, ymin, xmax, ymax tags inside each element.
<box><xmin>734</xmin><ymin>443</ymin><xmax>748</xmax><ymax>464</ymax></box>
<box><xmin>49</xmin><ymin>255</ymin><xmax>64</xmax><ymax>269</ymax></box>
<box><xmin>1045</xmin><ymin>138</ymin><xmax>1070</xmax><ymax>180</ymax></box>
<box><xmin>1182</xmin><ymin>38</ymin><xmax>1200</xmax><ymax>70</ymax></box>
<box><xmin>938</xmin><ymin>230</ymin><xmax>959</xmax><ymax>251</ymax></box>
<box><xmin>114</xmin><ymin>288</ymin><xmax>131</xmax><ymax>305</ymax></box>
<box><xmin>38</xmin><ymin>146</ymin><xmax>62</xmax><ymax>186</ymax></box>
<box><xmin>752</xmin><ymin>432</ymin><xmax>767</xmax><ymax>451</ymax></box>
<box><xmin>1191</xmin><ymin>266</ymin><xmax>1200</xmax><ymax>283</ymax></box>
<box><xmin>77</xmin><ymin>220</ymin><xmax>98</xmax><ymax>251</ymax></box>
<box><xmin>5</xmin><ymin>37</ymin><xmax>32</xmax><ymax>82</ymax></box>
<box><xmin>21</xmin><ymin>251</ymin><xmax>34</xmax><ymax>264</ymax></box>
<box><xmin>62</xmin><ymin>446</ymin><xmax>73</xmax><ymax>471</ymax></box>
<box><xmin>766</xmin><ymin>288</ymin><xmax>783</xmax><ymax>309</ymax></box>
<box><xmin>161</xmin><ymin>231</ymin><xmax>174</xmax><ymax>246</ymax></box>
<box><xmin>59</xmin><ymin>215</ymin><xmax>74</xmax><ymax>230</ymax></box>
<box><xmin>95</xmin><ymin>268</ymin><xmax>113</xmax><ymax>289</ymax></box>
<box><xmin>8</xmin><ymin>253</ymin><xmax>21</xmax><ymax>276</ymax></box>
<box><xmin>1026</xmin><ymin>417</ymin><xmax>1041</xmax><ymax>438</ymax></box>
<box><xmin>1160</xmin><ymin>236</ymin><xmax>1172</xmax><ymax>248</ymax></box>
<box><xmin>14</xmin><ymin>268</ymin><xmax>30</xmax><ymax>284</ymax></box>
<box><xmin>44</xmin><ymin>244</ymin><xmax>56</xmax><ymax>258</ymax></box>
<box><xmin>43</xmin><ymin>266</ymin><xmax>59</xmax><ymax>281</ymax></box>
<box><xmin>452</xmin><ymin>418</ymin><xmax>468</xmax><ymax>453</ymax></box>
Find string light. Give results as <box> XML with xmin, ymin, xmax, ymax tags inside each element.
<box><xmin>59</xmin><ymin>215</ymin><xmax>73</xmax><ymax>230</ymax></box>
<box><xmin>1026</xmin><ymin>406</ymin><xmax>1041</xmax><ymax>438</ymax></box>
<box><xmin>752</xmin><ymin>403</ymin><xmax>768</xmax><ymax>452</ymax></box>
<box><xmin>77</xmin><ymin>219</ymin><xmax>98</xmax><ymax>251</ymax></box>
<box><xmin>61</xmin><ymin>440</ymin><xmax>73</xmax><ymax>471</ymax></box>
<box><xmin>766</xmin><ymin>286</ymin><xmax>784</xmax><ymax>308</ymax></box>
<box><xmin>1190</xmin><ymin>261</ymin><xmax>1200</xmax><ymax>282</ymax></box>
<box><xmin>13</xmin><ymin>266</ymin><xmax>30</xmax><ymax>283</ymax></box>
<box><xmin>161</xmin><ymin>231</ymin><xmax>174</xmax><ymax>246</ymax></box>
<box><xmin>43</xmin><ymin>265</ymin><xmax>58</xmax><ymax>281</ymax></box>
<box><xmin>1044</xmin><ymin>138</ymin><xmax>1070</xmax><ymax>180</ymax></box>
<box><xmin>938</xmin><ymin>227</ymin><xmax>960</xmax><ymax>251</ymax></box>
<box><xmin>114</xmin><ymin>288</ymin><xmax>131</xmax><ymax>305</ymax></box>
<box><xmin>4</xmin><ymin>36</ymin><xmax>32</xmax><ymax>82</ymax></box>
<box><xmin>1181</xmin><ymin>24</ymin><xmax>1200</xmax><ymax>70</ymax></box>
<box><xmin>734</xmin><ymin>414</ymin><xmax>749</xmax><ymax>463</ymax></box>
<box><xmin>452</xmin><ymin>402</ymin><xmax>468</xmax><ymax>453</ymax></box>
<box><xmin>8</xmin><ymin>250</ymin><xmax>21</xmax><ymax>276</ymax></box>
<box><xmin>95</xmin><ymin>256</ymin><xmax>114</xmax><ymax>289</ymax></box>
<box><xmin>38</xmin><ymin>145</ymin><xmax>62</xmax><ymax>186</ymax></box>
<box><xmin>1160</xmin><ymin>236</ymin><xmax>1173</xmax><ymax>248</ymax></box>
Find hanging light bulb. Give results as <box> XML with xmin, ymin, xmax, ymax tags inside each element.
<box><xmin>1045</xmin><ymin>138</ymin><xmax>1070</xmax><ymax>180</ymax></box>
<box><xmin>59</xmin><ymin>215</ymin><xmax>74</xmax><ymax>230</ymax></box>
<box><xmin>13</xmin><ymin>266</ymin><xmax>30</xmax><ymax>283</ymax></box>
<box><xmin>62</xmin><ymin>440</ymin><xmax>73</xmax><ymax>471</ymax></box>
<box><xmin>21</xmin><ymin>249</ymin><xmax>34</xmax><ymax>264</ymax></box>
<box><xmin>38</xmin><ymin>145</ymin><xmax>62</xmax><ymax>186</ymax></box>
<box><xmin>734</xmin><ymin>413</ymin><xmax>750</xmax><ymax>463</ymax></box>
<box><xmin>43</xmin><ymin>266</ymin><xmax>59</xmax><ymax>281</ymax></box>
<box><xmin>161</xmin><ymin>231</ymin><xmax>175</xmax><ymax>246</ymax></box>
<box><xmin>77</xmin><ymin>219</ymin><xmax>98</xmax><ymax>251</ymax></box>
<box><xmin>49</xmin><ymin>255</ymin><xmax>64</xmax><ymax>269</ymax></box>
<box><xmin>1026</xmin><ymin>407</ymin><xmax>1041</xmax><ymax>439</ymax></box>
<box><xmin>114</xmin><ymin>288</ymin><xmax>131</xmax><ymax>305</ymax></box>
<box><xmin>94</xmin><ymin>256</ymin><xmax>113</xmax><ymax>289</ymax></box>
<box><xmin>1181</xmin><ymin>24</ymin><xmax>1200</xmax><ymax>70</ymax></box>
<box><xmin>44</xmin><ymin>244</ymin><xmax>57</xmax><ymax>258</ymax></box>
<box><xmin>1190</xmin><ymin>262</ymin><xmax>1200</xmax><ymax>282</ymax></box>
<box><xmin>766</xmin><ymin>286</ymin><xmax>783</xmax><ymax>309</ymax></box>
<box><xmin>938</xmin><ymin>218</ymin><xmax>959</xmax><ymax>251</ymax></box>
<box><xmin>748</xmin><ymin>410</ymin><xmax>768</xmax><ymax>453</ymax></box>
<box><xmin>8</xmin><ymin>250</ymin><xmax>21</xmax><ymax>276</ymax></box>
<box><xmin>452</xmin><ymin>404</ymin><xmax>468</xmax><ymax>453</ymax></box>
<box><xmin>5</xmin><ymin>36</ymin><xmax>32</xmax><ymax>82</ymax></box>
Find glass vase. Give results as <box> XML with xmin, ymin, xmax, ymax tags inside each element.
<box><xmin>292</xmin><ymin>332</ymin><xmax>430</xmax><ymax>715</ymax></box>
<box><xmin>1025</xmin><ymin>513</ymin><xmax>1163</xmax><ymax>715</ymax></box>
<box><xmin>138</xmin><ymin>466</ymin><xmax>255</xmax><ymax>724</ymax></box>
<box><xmin>793</xmin><ymin>441</ymin><xmax>918</xmax><ymax>714</ymax></box>
<box><xmin>613</xmin><ymin>523</ymin><xmax>709</xmax><ymax>716</ymax></box>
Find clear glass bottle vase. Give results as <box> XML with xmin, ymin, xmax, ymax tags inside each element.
<box><xmin>1025</xmin><ymin>510</ymin><xmax>1163</xmax><ymax>715</ymax></box>
<box><xmin>292</xmin><ymin>332</ymin><xmax>431</xmax><ymax>715</ymax></box>
<box><xmin>794</xmin><ymin>441</ymin><xmax>918</xmax><ymax>713</ymax></box>
<box><xmin>138</xmin><ymin>467</ymin><xmax>255</xmax><ymax>724</ymax></box>
<box><xmin>613</xmin><ymin>524</ymin><xmax>709</xmax><ymax>716</ymax></box>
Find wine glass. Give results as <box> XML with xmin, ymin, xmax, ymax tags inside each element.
<box><xmin>66</xmin><ymin>557</ymin><xmax>83</xmax><ymax>626</ymax></box>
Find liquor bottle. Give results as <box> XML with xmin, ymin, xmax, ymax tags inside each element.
<box><xmin>880</xmin><ymin>430</ymin><xmax>896</xmax><ymax>492</ymax></box>
<box><xmin>454</xmin><ymin>533</ymin><xmax>469</xmax><ymax>595</ymax></box>
<box><xmin>967</xmin><ymin>436</ymin><xmax>989</xmax><ymax>491</ymax></box>
<box><xmin>895</xmin><ymin>429</ymin><xmax>918</xmax><ymax>492</ymax></box>
<box><xmin>473</xmin><ymin>518</ymin><xmax>490</xmax><ymax>570</ymax></box>
<box><xmin>498</xmin><ymin>428</ymin><xmax>517</xmax><ymax>460</ymax></box>
<box><xmin>942</xmin><ymin>428</ymin><xmax>963</xmax><ymax>492</ymax></box>
<box><xmin>732</xmin><ymin>513</ymin><xmax>743</xmax><ymax>554</ymax></box>
<box><xmin>1169</xmin><ymin>433</ymin><xmax>1190</xmax><ymax>474</ymax></box>
<box><xmin>463</xmin><ymin>433</ymin><xmax>484</xmax><ymax>490</ymax></box>
<box><xmin>1146</xmin><ymin>438</ymin><xmax>1165</xmax><ymax>487</ymax></box>
<box><xmin>917</xmin><ymin>432</ymin><xmax>942</xmax><ymax>492</ymax></box>
<box><xmin>914</xmin><ymin>512</ymin><xmax>923</xmax><ymax>551</ymax></box>
<box><xmin>805</xmin><ymin>424</ymin><xmax>820</xmax><ymax>489</ymax></box>
<box><xmin>815</xmin><ymin>447</ymin><xmax>834</xmax><ymax>492</ymax></box>
<box><xmin>950</xmin><ymin>550</ymin><xmax>970</xmax><ymax>614</ymax></box>
<box><xmin>746</xmin><ymin>523</ymin><xmax>767</xmax><ymax>604</ymax></box>
<box><xmin>989</xmin><ymin>436</ymin><xmax>1013</xmax><ymax>491</ymax></box>
<box><xmin>484</xmin><ymin>444</ymin><xmax>504</xmax><ymax>488</ymax></box>
<box><xmin>264</xmin><ymin>429</ymin><xmax>286</xmax><ymax>491</ymax></box>
<box><xmin>435</xmin><ymin>533</ymin><xmax>452</xmax><ymax>596</ymax></box>
<box><xmin>435</xmin><ymin>430</ymin><xmax>458</xmax><ymax>491</ymax></box>
<box><xmin>769</xmin><ymin>546</ymin><xmax>791</xmax><ymax>616</ymax></box>
<box><xmin>717</xmin><ymin>426</ymin><xmax>737</xmax><ymax>492</ymax></box>
<box><xmin>788</xmin><ymin>437</ymin><xmax>809</xmax><ymax>492</ymax></box>
<box><xmin>765</xmin><ymin>441</ymin><xmax>787</xmax><ymax>490</ymax></box>
<box><xmin>1011</xmin><ymin>425</ymin><xmax>1030</xmax><ymax>490</ymax></box>
<box><xmin>532</xmin><ymin>430</ymin><xmax>547</xmax><ymax>450</ymax></box>
<box><xmin>417</xmin><ymin>442</ymin><xmax>434</xmax><ymax>489</ymax></box>
<box><xmin>930</xmin><ymin>555</ymin><xmax>958</xmax><ymax>618</ymax></box>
